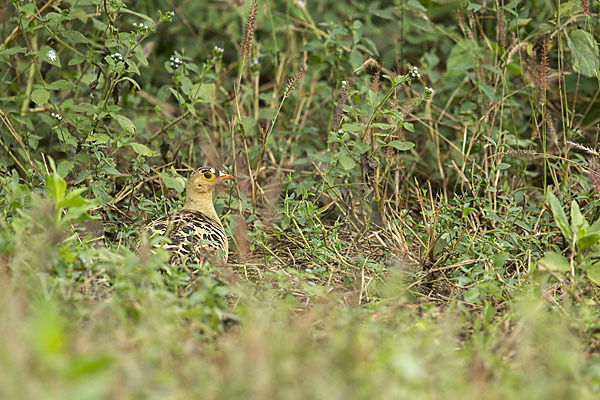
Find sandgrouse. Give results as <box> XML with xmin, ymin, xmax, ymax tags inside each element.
<box><xmin>142</xmin><ymin>166</ymin><xmax>234</xmax><ymax>266</ymax></box>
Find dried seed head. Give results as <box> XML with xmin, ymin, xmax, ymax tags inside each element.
<box><xmin>581</xmin><ymin>0</ymin><xmax>590</xmax><ymax>15</ymax></box>
<box><xmin>241</xmin><ymin>0</ymin><xmax>257</xmax><ymax>59</ymax></box>
<box><xmin>284</xmin><ymin>67</ymin><xmax>306</xmax><ymax>96</ymax></box>
<box><xmin>491</xmin><ymin>149</ymin><xmax>536</xmax><ymax>159</ymax></box>
<box><xmin>537</xmin><ymin>40</ymin><xmax>549</xmax><ymax>105</ymax></box>
<box><xmin>567</xmin><ymin>140</ymin><xmax>600</xmax><ymax>158</ymax></box>
<box><xmin>333</xmin><ymin>76</ymin><xmax>355</xmax><ymax>131</ymax></box>
<box><xmin>370</xmin><ymin>68</ymin><xmax>381</xmax><ymax>95</ymax></box>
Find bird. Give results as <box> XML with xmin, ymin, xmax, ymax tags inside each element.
<box><xmin>141</xmin><ymin>166</ymin><xmax>234</xmax><ymax>268</ymax></box>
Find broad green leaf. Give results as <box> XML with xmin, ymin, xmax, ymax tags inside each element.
<box><xmin>508</xmin><ymin>18</ymin><xmax>531</xmax><ymax>30</ymax></box>
<box><xmin>538</xmin><ymin>251</ymin><xmax>570</xmax><ymax>272</ymax></box>
<box><xmin>546</xmin><ymin>191</ymin><xmax>571</xmax><ymax>240</ymax></box>
<box><xmin>57</xmin><ymin>160</ymin><xmax>74</xmax><ymax>178</ymax></box>
<box><xmin>587</xmin><ymin>262</ymin><xmax>600</xmax><ymax>285</ymax></box>
<box><xmin>446</xmin><ymin>39</ymin><xmax>474</xmax><ymax>79</ymax></box>
<box><xmin>19</xmin><ymin>3</ymin><xmax>36</xmax><ymax>15</ymax></box>
<box><xmin>161</xmin><ymin>173</ymin><xmax>186</xmax><ymax>193</ymax></box>
<box><xmin>38</xmin><ymin>46</ymin><xmax>61</xmax><ymax>67</ymax></box>
<box><xmin>479</xmin><ymin>83</ymin><xmax>497</xmax><ymax>101</ymax></box>
<box><xmin>126</xmin><ymin>61</ymin><xmax>140</xmax><ymax>75</ymax></box>
<box><xmin>47</xmin><ymin>79</ymin><xmax>75</xmax><ymax>91</ymax></box>
<box><xmin>179</xmin><ymin>76</ymin><xmax>193</xmax><ymax>97</ymax></box>
<box><xmin>169</xmin><ymin>88</ymin><xmax>186</xmax><ymax>106</ymax></box>
<box><xmin>341</xmin><ymin>123</ymin><xmax>361</xmax><ymax>132</ymax></box>
<box><xmin>495</xmin><ymin>162</ymin><xmax>511</xmax><ymax>171</ymax></box>
<box><xmin>394</xmin><ymin>75</ymin><xmax>407</xmax><ymax>86</ymax></box>
<box><xmin>68</xmin><ymin>55</ymin><xmax>86</xmax><ymax>66</ymax></box>
<box><xmin>86</xmin><ymin>133</ymin><xmax>111</xmax><ymax>144</ymax></box>
<box><xmin>186</xmin><ymin>103</ymin><xmax>197</xmax><ymax>117</ymax></box>
<box><xmin>367</xmin><ymin>90</ymin><xmax>379</xmax><ymax>107</ymax></box>
<box><xmin>514</xmin><ymin>220</ymin><xmax>531</xmax><ymax>232</ymax></box>
<box><xmin>571</xmin><ymin>200</ymin><xmax>585</xmax><ymax>233</ymax></box>
<box><xmin>61</xmin><ymin>30</ymin><xmax>89</xmax><ymax>44</ymax></box>
<box><xmin>45</xmin><ymin>173</ymin><xmax>66</xmax><ymax>203</ymax></box>
<box><xmin>193</xmin><ymin>83</ymin><xmax>216</xmax><ymax>102</ymax></box>
<box><xmin>113</xmin><ymin>114</ymin><xmax>136</xmax><ymax>133</ymax></box>
<box><xmin>467</xmin><ymin>3</ymin><xmax>482</xmax><ymax>12</ymax></box>
<box><xmin>0</xmin><ymin>46</ymin><xmax>27</xmax><ymax>56</ymax></box>
<box><xmin>62</xmin><ymin>206</ymin><xmax>95</xmax><ymax>225</ymax></box>
<box><xmin>567</xmin><ymin>29</ymin><xmax>599</xmax><ymax>78</ymax></box>
<box><xmin>482</xmin><ymin>64</ymin><xmax>500</xmax><ymax>74</ymax></box>
<box><xmin>71</xmin><ymin>102</ymin><xmax>98</xmax><ymax>114</ymax></box>
<box><xmin>102</xmin><ymin>165</ymin><xmax>121</xmax><ymax>176</ymax></box>
<box><xmin>588</xmin><ymin>218</ymin><xmax>600</xmax><ymax>235</ymax></box>
<box><xmin>577</xmin><ymin>233</ymin><xmax>600</xmax><ymax>251</ymax></box>
<box><xmin>74</xmin><ymin>170</ymin><xmax>92</xmax><ymax>185</ymax></box>
<box><xmin>31</xmin><ymin>88</ymin><xmax>49</xmax><ymax>106</ymax></box>
<box><xmin>371</xmin><ymin>123</ymin><xmax>396</xmax><ymax>131</ymax></box>
<box><xmin>352</xmin><ymin>20</ymin><xmax>363</xmax><ymax>45</ymax></box>
<box><xmin>129</xmin><ymin>142</ymin><xmax>156</xmax><ymax>157</ymax></box>
<box><xmin>387</xmin><ymin>140</ymin><xmax>415</xmax><ymax>151</ymax></box>
<box><xmin>58</xmin><ymin>188</ymin><xmax>88</xmax><ymax>209</ymax></box>
<box><xmin>91</xmin><ymin>181</ymin><xmax>110</xmax><ymax>205</ymax></box>
<box><xmin>339</xmin><ymin>155</ymin><xmax>356</xmax><ymax>170</ymax></box>
<box><xmin>407</xmin><ymin>0</ymin><xmax>427</xmax><ymax>12</ymax></box>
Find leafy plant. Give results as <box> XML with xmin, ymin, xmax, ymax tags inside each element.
<box><xmin>539</xmin><ymin>191</ymin><xmax>600</xmax><ymax>287</ymax></box>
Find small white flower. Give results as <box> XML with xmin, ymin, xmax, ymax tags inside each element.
<box><xmin>170</xmin><ymin>11</ymin><xmax>175</xmax><ymax>16</ymax></box>
<box><xmin>46</xmin><ymin>49</ymin><xmax>57</xmax><ymax>62</ymax></box>
<box><xmin>51</xmin><ymin>112</ymin><xmax>55</xmax><ymax>117</ymax></box>
<box><xmin>170</xmin><ymin>62</ymin><xmax>174</xmax><ymax>66</ymax></box>
<box><xmin>337</xmin><ymin>129</ymin><xmax>343</xmax><ymax>134</ymax></box>
<box><xmin>341</xmin><ymin>80</ymin><xmax>347</xmax><ymax>85</ymax></box>
<box><xmin>174</xmin><ymin>57</ymin><xmax>180</xmax><ymax>63</ymax></box>
<box><xmin>133</xmin><ymin>22</ymin><xmax>137</xmax><ymax>26</ymax></box>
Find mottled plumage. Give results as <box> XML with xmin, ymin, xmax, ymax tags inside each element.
<box><xmin>142</xmin><ymin>166</ymin><xmax>234</xmax><ymax>266</ymax></box>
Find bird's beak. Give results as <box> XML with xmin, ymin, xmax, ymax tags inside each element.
<box><xmin>219</xmin><ymin>172</ymin><xmax>235</xmax><ymax>181</ymax></box>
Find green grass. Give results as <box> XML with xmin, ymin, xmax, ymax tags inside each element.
<box><xmin>1</xmin><ymin>0</ymin><xmax>600</xmax><ymax>398</ymax></box>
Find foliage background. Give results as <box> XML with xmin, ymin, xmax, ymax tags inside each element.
<box><xmin>1</xmin><ymin>0</ymin><xmax>600</xmax><ymax>398</ymax></box>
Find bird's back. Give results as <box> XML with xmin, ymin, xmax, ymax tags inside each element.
<box><xmin>145</xmin><ymin>209</ymin><xmax>228</xmax><ymax>266</ymax></box>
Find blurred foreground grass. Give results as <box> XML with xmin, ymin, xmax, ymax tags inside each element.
<box><xmin>1</xmin><ymin>265</ymin><xmax>598</xmax><ymax>399</ymax></box>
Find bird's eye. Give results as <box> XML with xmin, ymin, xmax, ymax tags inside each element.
<box><xmin>202</xmin><ymin>171</ymin><xmax>215</xmax><ymax>181</ymax></box>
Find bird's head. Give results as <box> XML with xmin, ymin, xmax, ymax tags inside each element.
<box><xmin>187</xmin><ymin>166</ymin><xmax>235</xmax><ymax>195</ymax></box>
